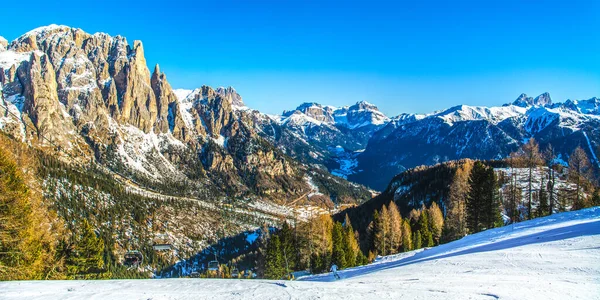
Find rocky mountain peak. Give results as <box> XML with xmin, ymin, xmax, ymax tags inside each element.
<box><xmin>350</xmin><ymin>100</ymin><xmax>379</xmax><ymax>111</ymax></box>
<box><xmin>533</xmin><ymin>92</ymin><xmax>552</xmax><ymax>106</ymax></box>
<box><xmin>512</xmin><ymin>93</ymin><xmax>534</xmax><ymax>107</ymax></box>
<box><xmin>215</xmin><ymin>86</ymin><xmax>244</xmax><ymax>107</ymax></box>
<box><xmin>0</xmin><ymin>36</ymin><xmax>7</xmax><ymax>52</ymax></box>
<box><xmin>512</xmin><ymin>92</ymin><xmax>551</xmax><ymax>107</ymax></box>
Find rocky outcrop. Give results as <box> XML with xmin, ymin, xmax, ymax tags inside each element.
<box><xmin>18</xmin><ymin>52</ymin><xmax>75</xmax><ymax>146</ymax></box>
<box><xmin>512</xmin><ymin>92</ymin><xmax>551</xmax><ymax>107</ymax></box>
<box><xmin>151</xmin><ymin>64</ymin><xmax>178</xmax><ymax>133</ymax></box>
<box><xmin>216</xmin><ymin>86</ymin><xmax>244</xmax><ymax>107</ymax></box>
<box><xmin>0</xmin><ymin>36</ymin><xmax>7</xmax><ymax>52</ymax></box>
<box><xmin>0</xmin><ymin>25</ymin><xmax>381</xmax><ymax>205</ymax></box>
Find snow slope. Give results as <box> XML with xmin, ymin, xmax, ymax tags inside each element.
<box><xmin>1</xmin><ymin>207</ymin><xmax>599</xmax><ymax>300</ymax></box>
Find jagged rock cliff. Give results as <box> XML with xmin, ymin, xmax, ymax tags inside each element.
<box><xmin>0</xmin><ymin>25</ymin><xmax>372</xmax><ymax>204</ymax></box>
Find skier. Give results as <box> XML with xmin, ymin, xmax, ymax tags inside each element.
<box><xmin>330</xmin><ymin>263</ymin><xmax>340</xmax><ymax>280</ymax></box>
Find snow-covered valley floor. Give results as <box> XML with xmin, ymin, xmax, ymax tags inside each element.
<box><xmin>2</xmin><ymin>207</ymin><xmax>599</xmax><ymax>300</ymax></box>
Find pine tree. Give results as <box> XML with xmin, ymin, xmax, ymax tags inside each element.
<box><xmin>264</xmin><ymin>235</ymin><xmax>284</xmax><ymax>279</ymax></box>
<box><xmin>418</xmin><ymin>209</ymin><xmax>434</xmax><ymax>247</ymax></box>
<box><xmin>355</xmin><ymin>250</ymin><xmax>368</xmax><ymax>266</ymax></box>
<box><xmin>413</xmin><ymin>231</ymin><xmax>422</xmax><ymax>249</ymax></box>
<box><xmin>255</xmin><ymin>223</ymin><xmax>270</xmax><ymax>277</ymax></box>
<box><xmin>66</xmin><ymin>219</ymin><xmax>110</xmax><ymax>279</ymax></box>
<box><xmin>342</xmin><ymin>214</ymin><xmax>358</xmax><ymax>268</ymax></box>
<box><xmin>467</xmin><ymin>161</ymin><xmax>495</xmax><ymax>233</ymax></box>
<box><xmin>591</xmin><ymin>189</ymin><xmax>600</xmax><ymax>207</ymax></box>
<box><xmin>331</xmin><ymin>222</ymin><xmax>346</xmax><ymax>269</ymax></box>
<box><xmin>279</xmin><ymin>222</ymin><xmax>296</xmax><ymax>272</ymax></box>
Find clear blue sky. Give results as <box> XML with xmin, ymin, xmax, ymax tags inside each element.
<box><xmin>2</xmin><ymin>0</ymin><xmax>599</xmax><ymax>116</ymax></box>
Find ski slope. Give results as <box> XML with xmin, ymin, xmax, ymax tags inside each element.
<box><xmin>2</xmin><ymin>207</ymin><xmax>599</xmax><ymax>300</ymax></box>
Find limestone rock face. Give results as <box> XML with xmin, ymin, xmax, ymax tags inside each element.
<box><xmin>216</xmin><ymin>86</ymin><xmax>244</xmax><ymax>107</ymax></box>
<box><xmin>0</xmin><ymin>25</ymin><xmax>373</xmax><ymax>204</ymax></box>
<box><xmin>18</xmin><ymin>52</ymin><xmax>75</xmax><ymax>146</ymax></box>
<box><xmin>151</xmin><ymin>64</ymin><xmax>178</xmax><ymax>133</ymax></box>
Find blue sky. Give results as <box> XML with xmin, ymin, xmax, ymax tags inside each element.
<box><xmin>2</xmin><ymin>0</ymin><xmax>599</xmax><ymax>116</ymax></box>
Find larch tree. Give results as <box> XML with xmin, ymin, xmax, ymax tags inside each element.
<box><xmin>0</xmin><ymin>144</ymin><xmax>61</xmax><ymax>280</ymax></box>
<box><xmin>543</xmin><ymin>145</ymin><xmax>556</xmax><ymax>215</ymax></box>
<box><xmin>443</xmin><ymin>160</ymin><xmax>473</xmax><ymax>242</ymax></box>
<box><xmin>401</xmin><ymin>219</ymin><xmax>413</xmax><ymax>252</ymax></box>
<box><xmin>568</xmin><ymin>146</ymin><xmax>592</xmax><ymax>210</ymax></box>
<box><xmin>427</xmin><ymin>202</ymin><xmax>444</xmax><ymax>245</ymax></box>
<box><xmin>375</xmin><ymin>205</ymin><xmax>390</xmax><ymax>255</ymax></box>
<box><xmin>518</xmin><ymin>139</ymin><xmax>543</xmax><ymax>219</ymax></box>
<box><xmin>387</xmin><ymin>201</ymin><xmax>403</xmax><ymax>254</ymax></box>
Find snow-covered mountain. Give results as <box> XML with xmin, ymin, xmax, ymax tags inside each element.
<box><xmin>0</xmin><ymin>25</ymin><xmax>372</xmax><ymax>205</ymax></box>
<box><xmin>1</xmin><ymin>25</ymin><xmax>598</xmax><ymax>197</ymax></box>
<box><xmin>249</xmin><ymin>101</ymin><xmax>390</xmax><ymax>178</ymax></box>
<box><xmin>350</xmin><ymin>93</ymin><xmax>600</xmax><ymax>190</ymax></box>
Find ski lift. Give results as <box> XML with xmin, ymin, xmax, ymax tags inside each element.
<box><xmin>123</xmin><ymin>250</ymin><xmax>143</xmax><ymax>267</ymax></box>
<box><xmin>231</xmin><ymin>267</ymin><xmax>239</xmax><ymax>278</ymax></box>
<box><xmin>152</xmin><ymin>244</ymin><xmax>173</xmax><ymax>251</ymax></box>
<box><xmin>190</xmin><ymin>261</ymin><xmax>200</xmax><ymax>278</ymax></box>
<box><xmin>207</xmin><ymin>260</ymin><xmax>220</xmax><ymax>271</ymax></box>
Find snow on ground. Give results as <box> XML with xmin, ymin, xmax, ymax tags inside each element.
<box><xmin>2</xmin><ymin>207</ymin><xmax>599</xmax><ymax>300</ymax></box>
<box><xmin>330</xmin><ymin>146</ymin><xmax>360</xmax><ymax>179</ymax></box>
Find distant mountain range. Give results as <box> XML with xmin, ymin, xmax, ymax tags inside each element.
<box><xmin>1</xmin><ymin>25</ymin><xmax>598</xmax><ymax>196</ymax></box>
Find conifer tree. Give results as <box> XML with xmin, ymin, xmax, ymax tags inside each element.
<box><xmin>569</xmin><ymin>146</ymin><xmax>592</xmax><ymax>210</ymax></box>
<box><xmin>518</xmin><ymin>139</ymin><xmax>543</xmax><ymax>219</ymax></box>
<box><xmin>0</xmin><ymin>146</ymin><xmax>60</xmax><ymax>280</ymax></box>
<box><xmin>387</xmin><ymin>202</ymin><xmax>403</xmax><ymax>254</ymax></box>
<box><xmin>427</xmin><ymin>202</ymin><xmax>444</xmax><ymax>245</ymax></box>
<box><xmin>537</xmin><ymin>184</ymin><xmax>549</xmax><ymax>217</ymax></box>
<box><xmin>467</xmin><ymin>162</ymin><xmax>487</xmax><ymax>233</ymax></box>
<box><xmin>279</xmin><ymin>222</ymin><xmax>296</xmax><ymax>271</ymax></box>
<box><xmin>255</xmin><ymin>223</ymin><xmax>271</xmax><ymax>277</ymax></box>
<box><xmin>543</xmin><ymin>145</ymin><xmax>556</xmax><ymax>215</ymax></box>
<box><xmin>375</xmin><ymin>206</ymin><xmax>390</xmax><ymax>255</ymax></box>
<box><xmin>342</xmin><ymin>215</ymin><xmax>358</xmax><ymax>268</ymax></box>
<box><xmin>418</xmin><ymin>209</ymin><xmax>434</xmax><ymax>247</ymax></box>
<box><xmin>66</xmin><ymin>219</ymin><xmax>110</xmax><ymax>279</ymax></box>
<box><xmin>413</xmin><ymin>231</ymin><xmax>422</xmax><ymax>249</ymax></box>
<box><xmin>264</xmin><ymin>235</ymin><xmax>284</xmax><ymax>279</ymax></box>
<box><xmin>331</xmin><ymin>222</ymin><xmax>346</xmax><ymax>269</ymax></box>
<box><xmin>401</xmin><ymin>219</ymin><xmax>413</xmax><ymax>252</ymax></box>
<box><xmin>443</xmin><ymin>160</ymin><xmax>472</xmax><ymax>242</ymax></box>
<box><xmin>368</xmin><ymin>211</ymin><xmax>379</xmax><ymax>254</ymax></box>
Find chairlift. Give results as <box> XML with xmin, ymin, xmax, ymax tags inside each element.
<box><xmin>124</xmin><ymin>250</ymin><xmax>143</xmax><ymax>267</ymax></box>
<box><xmin>207</xmin><ymin>260</ymin><xmax>220</xmax><ymax>271</ymax></box>
<box><xmin>231</xmin><ymin>267</ymin><xmax>239</xmax><ymax>278</ymax></box>
<box><xmin>152</xmin><ymin>243</ymin><xmax>173</xmax><ymax>251</ymax></box>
